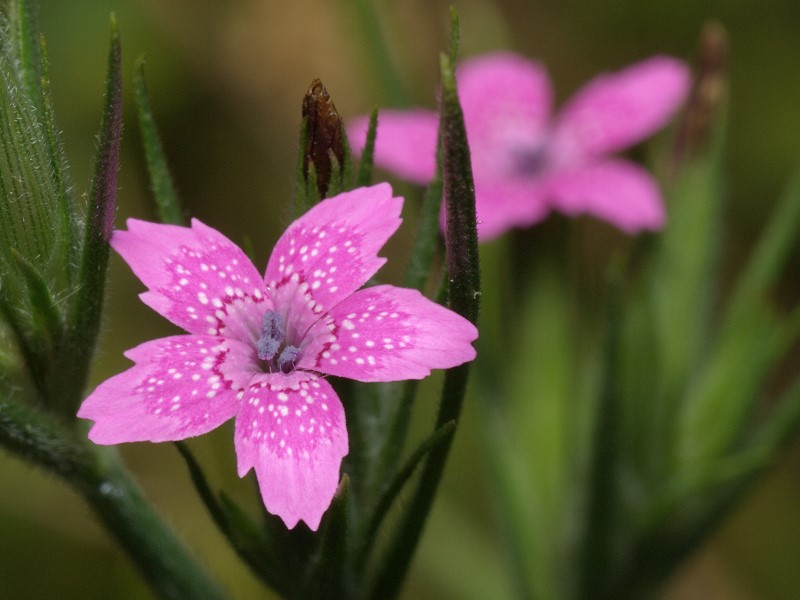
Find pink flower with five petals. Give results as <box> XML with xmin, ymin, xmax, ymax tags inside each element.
<box><xmin>77</xmin><ymin>184</ymin><xmax>478</xmax><ymax>530</ymax></box>
<box><xmin>350</xmin><ymin>53</ymin><xmax>690</xmax><ymax>241</ymax></box>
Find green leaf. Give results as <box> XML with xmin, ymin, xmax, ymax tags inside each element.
<box><xmin>298</xmin><ymin>477</ymin><xmax>350</xmax><ymax>600</ymax></box>
<box><xmin>643</xmin><ymin>95</ymin><xmax>727</xmax><ymax>481</ymax></box>
<box><xmin>9</xmin><ymin>0</ymin><xmax>43</xmax><ymax>114</ymax></box>
<box><xmin>368</xmin><ymin>14</ymin><xmax>481</xmax><ymax>596</ymax></box>
<box><xmin>0</xmin><ymin>249</ymin><xmax>64</xmax><ymax>398</ymax></box>
<box><xmin>356</xmin><ymin>107</ymin><xmax>378</xmax><ymax>186</ymax></box>
<box><xmin>352</xmin><ymin>421</ymin><xmax>455</xmax><ymax>569</ymax></box>
<box><xmin>175</xmin><ymin>441</ymin><xmax>319</xmax><ymax>598</ymax></box>
<box><xmin>579</xmin><ymin>261</ymin><xmax>626</xmax><ymax>600</ymax></box>
<box><xmin>726</xmin><ymin>165</ymin><xmax>800</xmax><ymax>323</ymax></box>
<box><xmin>134</xmin><ymin>55</ymin><xmax>184</xmax><ymax>225</ymax></box>
<box><xmin>293</xmin><ymin>115</ymin><xmax>312</xmax><ymax>216</ymax></box>
<box><xmin>66</xmin><ymin>14</ymin><xmax>122</xmax><ymax>409</ymax></box>
<box><xmin>351</xmin><ymin>0</ymin><xmax>409</xmax><ymax>107</ymax></box>
<box><xmin>0</xmin><ymin>1</ymin><xmax>76</xmax><ymax>308</ymax></box>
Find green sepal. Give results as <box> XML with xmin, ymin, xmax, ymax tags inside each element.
<box><xmin>134</xmin><ymin>55</ymin><xmax>184</xmax><ymax>225</ymax></box>
<box><xmin>325</xmin><ymin>150</ymin><xmax>345</xmax><ymax>197</ymax></box>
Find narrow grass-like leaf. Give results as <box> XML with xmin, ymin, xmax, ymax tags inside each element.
<box><xmin>353</xmin><ymin>421</ymin><xmax>455</xmax><ymax>569</ymax></box>
<box><xmin>68</xmin><ymin>15</ymin><xmax>122</xmax><ymax>409</ymax></box>
<box><xmin>579</xmin><ymin>261</ymin><xmax>625</xmax><ymax>600</ymax></box>
<box><xmin>134</xmin><ymin>56</ymin><xmax>184</xmax><ymax>225</ymax></box>
<box><xmin>9</xmin><ymin>249</ymin><xmax>63</xmax><ymax>371</ymax></box>
<box><xmin>645</xmin><ymin>103</ymin><xmax>726</xmax><ymax>479</ymax></box>
<box><xmin>39</xmin><ymin>33</ymin><xmax>77</xmax><ymax>276</ymax></box>
<box><xmin>174</xmin><ymin>443</ymin><xmax>289</xmax><ymax>593</ymax></box>
<box><xmin>726</xmin><ymin>165</ymin><xmax>800</xmax><ymax>323</ymax></box>
<box><xmin>356</xmin><ymin>107</ymin><xmax>378</xmax><ymax>186</ymax></box>
<box><xmin>293</xmin><ymin>115</ymin><xmax>312</xmax><ymax>216</ymax></box>
<box><xmin>403</xmin><ymin>142</ymin><xmax>444</xmax><ymax>292</ymax></box>
<box><xmin>369</xmin><ymin>15</ymin><xmax>480</xmax><ymax>595</ymax></box>
<box><xmin>621</xmin><ymin>373</ymin><xmax>800</xmax><ymax>600</ymax></box>
<box><xmin>351</xmin><ymin>0</ymin><xmax>409</xmax><ymax>107</ymax></box>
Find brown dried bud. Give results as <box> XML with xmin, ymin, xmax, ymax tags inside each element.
<box><xmin>302</xmin><ymin>78</ymin><xmax>345</xmax><ymax>199</ymax></box>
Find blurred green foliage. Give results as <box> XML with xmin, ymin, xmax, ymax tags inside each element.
<box><xmin>3</xmin><ymin>1</ymin><xmax>800</xmax><ymax>599</ymax></box>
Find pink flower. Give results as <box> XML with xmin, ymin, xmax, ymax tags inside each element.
<box><xmin>77</xmin><ymin>184</ymin><xmax>477</xmax><ymax>530</ymax></box>
<box><xmin>350</xmin><ymin>53</ymin><xmax>690</xmax><ymax>241</ymax></box>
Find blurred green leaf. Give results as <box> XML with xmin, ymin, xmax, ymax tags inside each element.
<box><xmin>351</xmin><ymin>0</ymin><xmax>409</xmax><ymax>107</ymax></box>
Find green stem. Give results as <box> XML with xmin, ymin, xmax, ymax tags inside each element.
<box><xmin>0</xmin><ymin>397</ymin><xmax>226</xmax><ymax>600</ymax></box>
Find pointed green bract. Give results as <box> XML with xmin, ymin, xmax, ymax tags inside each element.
<box><xmin>356</xmin><ymin>107</ymin><xmax>378</xmax><ymax>186</ymax></box>
<box><xmin>67</xmin><ymin>14</ymin><xmax>122</xmax><ymax>410</ymax></box>
<box><xmin>134</xmin><ymin>55</ymin><xmax>184</xmax><ymax>225</ymax></box>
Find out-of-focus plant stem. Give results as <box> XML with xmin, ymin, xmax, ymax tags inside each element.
<box><xmin>0</xmin><ymin>396</ymin><xmax>226</xmax><ymax>600</ymax></box>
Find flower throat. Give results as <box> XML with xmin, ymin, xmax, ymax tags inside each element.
<box><xmin>256</xmin><ymin>310</ymin><xmax>300</xmax><ymax>373</ymax></box>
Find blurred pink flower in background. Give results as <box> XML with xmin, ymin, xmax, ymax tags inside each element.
<box><xmin>78</xmin><ymin>184</ymin><xmax>477</xmax><ymax>530</ymax></box>
<box><xmin>350</xmin><ymin>53</ymin><xmax>690</xmax><ymax>241</ymax></box>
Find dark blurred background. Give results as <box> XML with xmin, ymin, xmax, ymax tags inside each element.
<box><xmin>2</xmin><ymin>0</ymin><xmax>800</xmax><ymax>598</ymax></box>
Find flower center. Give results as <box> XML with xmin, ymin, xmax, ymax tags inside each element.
<box><xmin>256</xmin><ymin>309</ymin><xmax>301</xmax><ymax>373</ymax></box>
<box><xmin>510</xmin><ymin>142</ymin><xmax>550</xmax><ymax>178</ymax></box>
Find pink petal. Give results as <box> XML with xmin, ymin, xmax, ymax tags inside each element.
<box><xmin>457</xmin><ymin>52</ymin><xmax>553</xmax><ymax>180</ymax></box>
<box><xmin>265</xmin><ymin>184</ymin><xmax>402</xmax><ymax>341</ymax></box>
<box><xmin>234</xmin><ymin>372</ymin><xmax>348</xmax><ymax>530</ymax></box>
<box><xmin>78</xmin><ymin>335</ymin><xmax>256</xmax><ymax>444</ymax></box>
<box><xmin>300</xmin><ymin>285</ymin><xmax>477</xmax><ymax>382</ymax></box>
<box><xmin>348</xmin><ymin>110</ymin><xmax>438</xmax><ymax>184</ymax></box>
<box><xmin>467</xmin><ymin>177</ymin><xmax>550</xmax><ymax>242</ymax></box>
<box><xmin>544</xmin><ymin>159</ymin><xmax>666</xmax><ymax>232</ymax></box>
<box><xmin>551</xmin><ymin>56</ymin><xmax>690</xmax><ymax>162</ymax></box>
<box><xmin>112</xmin><ymin>219</ymin><xmax>270</xmax><ymax>344</ymax></box>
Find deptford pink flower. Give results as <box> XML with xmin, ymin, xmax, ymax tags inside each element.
<box><xmin>77</xmin><ymin>184</ymin><xmax>478</xmax><ymax>530</ymax></box>
<box><xmin>350</xmin><ymin>52</ymin><xmax>690</xmax><ymax>241</ymax></box>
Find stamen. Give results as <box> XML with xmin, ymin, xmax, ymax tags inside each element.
<box><xmin>257</xmin><ymin>310</ymin><xmax>285</xmax><ymax>360</ymax></box>
<box><xmin>277</xmin><ymin>345</ymin><xmax>300</xmax><ymax>374</ymax></box>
